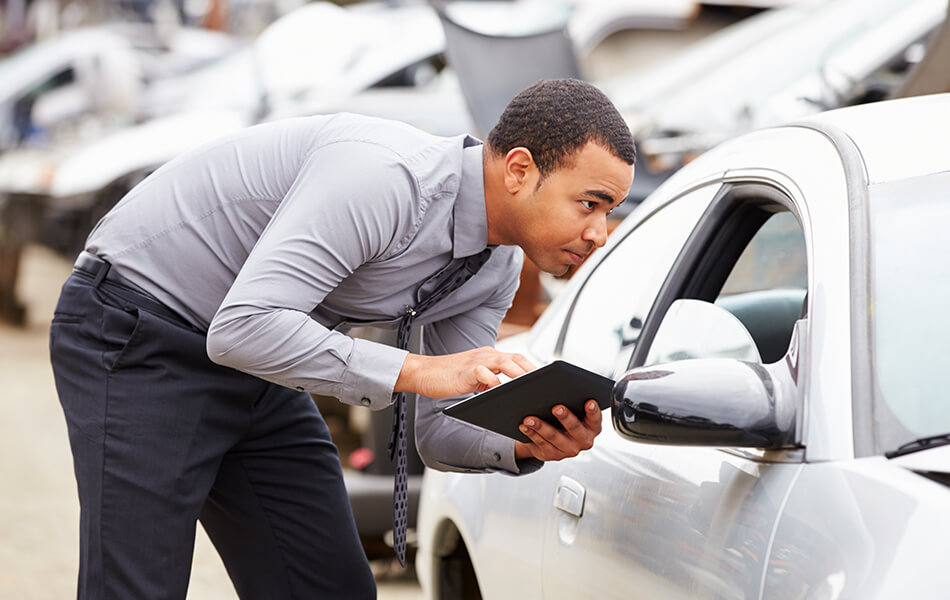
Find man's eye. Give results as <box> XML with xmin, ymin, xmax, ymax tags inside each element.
<box><xmin>581</xmin><ymin>200</ymin><xmax>596</xmax><ymax>210</ymax></box>
<box><xmin>607</xmin><ymin>207</ymin><xmax>614</xmax><ymax>215</ymax></box>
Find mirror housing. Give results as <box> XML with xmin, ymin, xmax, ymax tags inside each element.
<box><xmin>612</xmin><ymin>358</ymin><xmax>797</xmax><ymax>449</ymax></box>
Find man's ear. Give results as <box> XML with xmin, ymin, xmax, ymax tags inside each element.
<box><xmin>503</xmin><ymin>147</ymin><xmax>537</xmax><ymax>194</ymax></box>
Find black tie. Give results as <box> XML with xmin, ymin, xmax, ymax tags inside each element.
<box><xmin>388</xmin><ymin>248</ymin><xmax>492</xmax><ymax>566</ymax></box>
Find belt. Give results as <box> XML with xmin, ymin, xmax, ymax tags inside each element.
<box><xmin>73</xmin><ymin>252</ymin><xmax>199</xmax><ymax>331</ymax></box>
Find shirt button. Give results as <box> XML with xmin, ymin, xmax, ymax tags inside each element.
<box><xmin>492</xmin><ymin>452</ymin><xmax>501</xmax><ymax>461</ymax></box>
<box><xmin>360</xmin><ymin>397</ymin><xmax>372</xmax><ymax>407</ymax></box>
<box><xmin>295</xmin><ymin>386</ymin><xmax>304</xmax><ymax>392</ymax></box>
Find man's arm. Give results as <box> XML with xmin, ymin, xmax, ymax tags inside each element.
<box><xmin>207</xmin><ymin>141</ymin><xmax>535</xmax><ymax>410</ymax></box>
<box><xmin>207</xmin><ymin>142</ymin><xmax>413</xmax><ymax>408</ymax></box>
<box><xmin>415</xmin><ymin>306</ymin><xmax>538</xmax><ymax>474</ymax></box>
<box><xmin>414</xmin><ymin>257</ymin><xmax>601</xmax><ymax>474</ymax></box>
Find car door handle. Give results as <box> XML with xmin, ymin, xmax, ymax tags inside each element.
<box><xmin>553</xmin><ymin>476</ymin><xmax>586</xmax><ymax>518</ymax></box>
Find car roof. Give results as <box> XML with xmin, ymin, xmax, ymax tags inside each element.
<box><xmin>797</xmin><ymin>92</ymin><xmax>950</xmax><ymax>184</ymax></box>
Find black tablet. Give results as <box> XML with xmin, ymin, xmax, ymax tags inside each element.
<box><xmin>442</xmin><ymin>360</ymin><xmax>615</xmax><ymax>443</ymax></box>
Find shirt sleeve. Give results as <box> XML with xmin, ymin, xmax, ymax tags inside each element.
<box><xmin>414</xmin><ymin>249</ymin><xmax>542</xmax><ymax>476</ymax></box>
<box><xmin>206</xmin><ymin>141</ymin><xmax>416</xmax><ymax>409</ymax></box>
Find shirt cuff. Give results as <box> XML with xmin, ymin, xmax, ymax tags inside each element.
<box><xmin>481</xmin><ymin>433</ymin><xmax>542</xmax><ymax>475</ymax></box>
<box><xmin>339</xmin><ymin>337</ymin><xmax>408</xmax><ymax>409</ymax></box>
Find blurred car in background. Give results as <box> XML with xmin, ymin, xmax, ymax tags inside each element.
<box><xmin>0</xmin><ymin>0</ymin><xmax>446</xmax><ymax>260</ymax></box>
<box><xmin>0</xmin><ymin>20</ymin><xmax>237</xmax><ymax>323</ymax></box>
<box><xmin>417</xmin><ymin>91</ymin><xmax>950</xmax><ymax>598</ymax></box>
<box><xmin>416</xmin><ymin>93</ymin><xmax>950</xmax><ymax>598</ymax></box>
<box><xmin>608</xmin><ymin>0</ymin><xmax>947</xmax><ymax>200</ymax></box>
<box><xmin>0</xmin><ymin>21</ymin><xmax>238</xmax><ymax>154</ymax></box>
<box><xmin>266</xmin><ymin>0</ymin><xmax>701</xmax><ymax>132</ymax></box>
<box><xmin>295</xmin><ymin>0</ymin><xmax>945</xmax><ymax>212</ymax></box>
<box><xmin>0</xmin><ymin>0</ymin><xmax>712</xmax><ymax>324</ymax></box>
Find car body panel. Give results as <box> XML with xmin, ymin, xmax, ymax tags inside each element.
<box><xmin>764</xmin><ymin>457</ymin><xmax>950</xmax><ymax>598</ymax></box>
<box><xmin>540</xmin><ymin>441</ymin><xmax>802</xmax><ymax>599</ymax></box>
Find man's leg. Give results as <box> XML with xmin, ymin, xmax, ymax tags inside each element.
<box><xmin>199</xmin><ymin>384</ymin><xmax>377</xmax><ymax>599</ymax></box>
<box><xmin>50</xmin><ymin>274</ymin><xmax>267</xmax><ymax>599</ymax></box>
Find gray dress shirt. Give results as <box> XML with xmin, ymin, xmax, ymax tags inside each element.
<box><xmin>85</xmin><ymin>113</ymin><xmax>529</xmax><ymax>474</ymax></box>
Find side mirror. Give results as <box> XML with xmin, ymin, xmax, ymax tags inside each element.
<box><xmin>612</xmin><ymin>358</ymin><xmax>796</xmax><ymax>448</ymax></box>
<box><xmin>614</xmin><ymin>298</ymin><xmax>801</xmax><ymax>448</ymax></box>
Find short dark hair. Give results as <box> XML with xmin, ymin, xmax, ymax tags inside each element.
<box><xmin>486</xmin><ymin>78</ymin><xmax>636</xmax><ymax>180</ymax></box>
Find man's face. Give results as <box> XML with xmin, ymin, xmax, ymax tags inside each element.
<box><xmin>512</xmin><ymin>142</ymin><xmax>634</xmax><ymax>276</ymax></box>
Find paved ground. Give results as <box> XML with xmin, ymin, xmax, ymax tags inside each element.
<box><xmin>0</xmin><ymin>245</ymin><xmax>422</xmax><ymax>599</ymax></box>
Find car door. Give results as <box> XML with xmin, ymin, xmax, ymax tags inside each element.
<box><xmin>541</xmin><ymin>180</ymin><xmax>810</xmax><ymax>599</ymax></box>
<box><xmin>466</xmin><ymin>183</ymin><xmax>715</xmax><ymax>600</ymax></box>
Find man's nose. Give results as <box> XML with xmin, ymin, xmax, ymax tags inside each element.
<box><xmin>584</xmin><ymin>216</ymin><xmax>609</xmax><ymax>248</ymax></box>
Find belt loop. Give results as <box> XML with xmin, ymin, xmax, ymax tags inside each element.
<box><xmin>92</xmin><ymin>260</ymin><xmax>110</xmax><ymax>288</ymax></box>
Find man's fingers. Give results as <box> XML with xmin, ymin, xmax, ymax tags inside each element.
<box><xmin>522</xmin><ymin>416</ymin><xmax>576</xmax><ymax>458</ymax></box>
<box><xmin>519</xmin><ymin>401</ymin><xmax>604</xmax><ymax>461</ymax></box>
<box><xmin>552</xmin><ymin>404</ymin><xmax>597</xmax><ymax>450</ymax></box>
<box><xmin>511</xmin><ymin>353</ymin><xmax>536</xmax><ymax>373</ymax></box>
<box><xmin>585</xmin><ymin>399</ymin><xmax>603</xmax><ymax>430</ymax></box>
<box><xmin>486</xmin><ymin>351</ymin><xmax>532</xmax><ymax>378</ymax></box>
<box><xmin>473</xmin><ymin>364</ymin><xmax>500</xmax><ymax>390</ymax></box>
<box><xmin>519</xmin><ymin>419</ymin><xmax>565</xmax><ymax>459</ymax></box>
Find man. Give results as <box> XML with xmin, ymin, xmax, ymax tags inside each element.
<box><xmin>49</xmin><ymin>78</ymin><xmax>636</xmax><ymax>598</ymax></box>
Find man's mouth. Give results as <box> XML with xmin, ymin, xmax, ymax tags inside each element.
<box><xmin>563</xmin><ymin>249</ymin><xmax>589</xmax><ymax>265</ymax></box>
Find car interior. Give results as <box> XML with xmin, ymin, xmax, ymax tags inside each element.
<box><xmin>633</xmin><ymin>183</ymin><xmax>808</xmax><ymax>367</ymax></box>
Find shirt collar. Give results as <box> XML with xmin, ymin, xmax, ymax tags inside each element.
<box><xmin>452</xmin><ymin>137</ymin><xmax>488</xmax><ymax>259</ymax></box>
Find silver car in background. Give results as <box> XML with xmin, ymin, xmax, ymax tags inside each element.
<box><xmin>416</xmin><ymin>93</ymin><xmax>950</xmax><ymax>598</ymax></box>
<box><xmin>608</xmin><ymin>0</ymin><xmax>947</xmax><ymax>201</ymax></box>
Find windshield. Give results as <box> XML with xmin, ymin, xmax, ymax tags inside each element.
<box><xmin>868</xmin><ymin>171</ymin><xmax>950</xmax><ymax>453</ymax></box>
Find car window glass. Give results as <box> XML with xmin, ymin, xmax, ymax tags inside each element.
<box><xmin>719</xmin><ymin>211</ymin><xmax>807</xmax><ymax>295</ymax></box>
<box><xmin>13</xmin><ymin>68</ymin><xmax>76</xmax><ymax>141</ymax></box>
<box><xmin>557</xmin><ymin>187</ymin><xmax>715</xmax><ymax>377</ymax></box>
<box><xmin>715</xmin><ymin>210</ymin><xmax>807</xmax><ymax>364</ymax></box>
<box><xmin>869</xmin><ymin>173</ymin><xmax>950</xmax><ymax>451</ymax></box>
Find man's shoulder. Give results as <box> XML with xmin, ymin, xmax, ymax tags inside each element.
<box><xmin>315</xmin><ymin>113</ymin><xmax>457</xmax><ymax>152</ymax></box>
<box><xmin>313</xmin><ymin>113</ymin><xmax>474</xmax><ymax>191</ymax></box>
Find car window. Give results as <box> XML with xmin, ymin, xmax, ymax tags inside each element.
<box><xmin>719</xmin><ymin>211</ymin><xmax>807</xmax><ymax>296</ymax></box>
<box><xmin>715</xmin><ymin>210</ymin><xmax>807</xmax><ymax>363</ymax></box>
<box><xmin>556</xmin><ymin>187</ymin><xmax>715</xmax><ymax>377</ymax></box>
<box><xmin>868</xmin><ymin>172</ymin><xmax>950</xmax><ymax>452</ymax></box>
<box><xmin>13</xmin><ymin>68</ymin><xmax>76</xmax><ymax>141</ymax></box>
<box><xmin>637</xmin><ymin>189</ymin><xmax>808</xmax><ymax>368</ymax></box>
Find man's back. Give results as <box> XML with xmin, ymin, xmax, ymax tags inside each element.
<box><xmin>86</xmin><ymin>113</ymin><xmax>471</xmax><ymax>330</ymax></box>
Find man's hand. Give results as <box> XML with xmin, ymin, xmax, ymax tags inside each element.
<box><xmin>514</xmin><ymin>400</ymin><xmax>602</xmax><ymax>462</ymax></box>
<box><xmin>395</xmin><ymin>346</ymin><xmax>536</xmax><ymax>399</ymax></box>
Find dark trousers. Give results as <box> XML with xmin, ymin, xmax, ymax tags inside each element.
<box><xmin>49</xmin><ymin>273</ymin><xmax>376</xmax><ymax>599</ymax></box>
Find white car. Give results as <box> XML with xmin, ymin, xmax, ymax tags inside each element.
<box><xmin>416</xmin><ymin>93</ymin><xmax>950</xmax><ymax>598</ymax></box>
<box><xmin>609</xmin><ymin>0</ymin><xmax>947</xmax><ymax>180</ymax></box>
<box><xmin>0</xmin><ymin>0</ymin><xmax>448</xmax><ymax>258</ymax></box>
<box><xmin>0</xmin><ymin>22</ymin><xmax>238</xmax><ymax>152</ymax></box>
